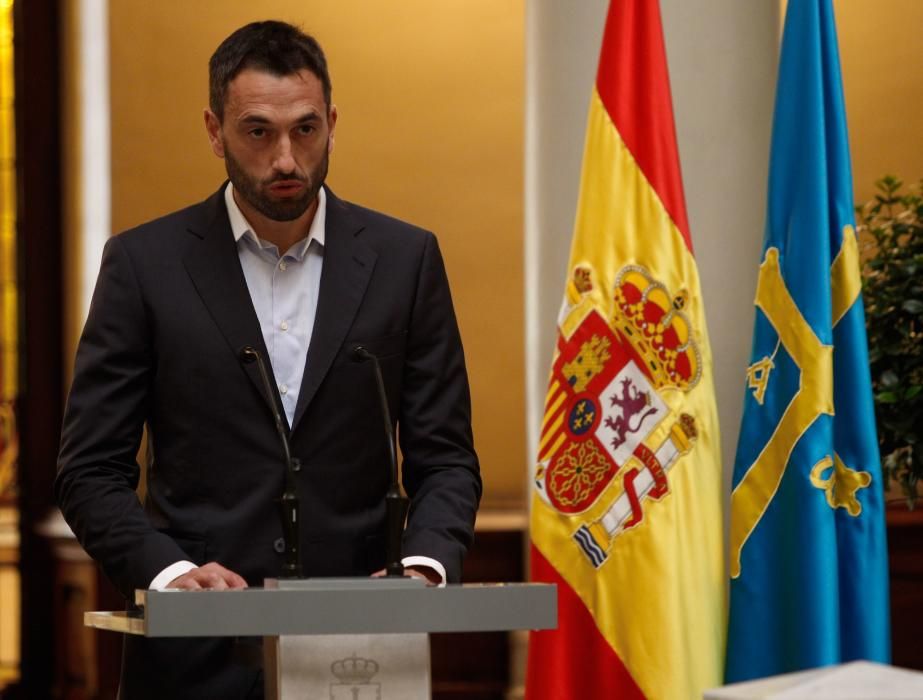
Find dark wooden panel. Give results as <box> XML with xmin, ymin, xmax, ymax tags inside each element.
<box><xmin>13</xmin><ymin>0</ymin><xmax>64</xmax><ymax>697</ymax></box>
<box><xmin>887</xmin><ymin>504</ymin><xmax>923</xmax><ymax>670</ymax></box>
<box><xmin>46</xmin><ymin>550</ymin><xmax>122</xmax><ymax>700</ymax></box>
<box><xmin>432</xmin><ymin>527</ymin><xmax>525</xmax><ymax>700</ymax></box>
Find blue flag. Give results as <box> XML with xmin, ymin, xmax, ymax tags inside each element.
<box><xmin>725</xmin><ymin>0</ymin><xmax>890</xmax><ymax>682</ymax></box>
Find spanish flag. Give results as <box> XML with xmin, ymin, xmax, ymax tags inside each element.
<box><xmin>526</xmin><ymin>2</ymin><xmax>725</xmax><ymax>698</ymax></box>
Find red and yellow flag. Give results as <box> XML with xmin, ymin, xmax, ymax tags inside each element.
<box><xmin>526</xmin><ymin>2</ymin><xmax>725</xmax><ymax>698</ymax></box>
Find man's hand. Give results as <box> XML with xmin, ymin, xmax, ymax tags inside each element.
<box><xmin>372</xmin><ymin>565</ymin><xmax>441</xmax><ymax>586</ymax></box>
<box><xmin>167</xmin><ymin>562</ymin><xmax>248</xmax><ymax>590</ymax></box>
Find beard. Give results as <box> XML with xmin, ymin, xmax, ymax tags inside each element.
<box><xmin>223</xmin><ymin>143</ymin><xmax>328</xmax><ymax>222</ymax></box>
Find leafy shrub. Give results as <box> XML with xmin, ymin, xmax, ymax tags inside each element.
<box><xmin>857</xmin><ymin>176</ymin><xmax>923</xmax><ymax>507</ymax></box>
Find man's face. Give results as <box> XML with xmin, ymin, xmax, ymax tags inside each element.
<box><xmin>205</xmin><ymin>68</ymin><xmax>337</xmax><ymax>222</ymax></box>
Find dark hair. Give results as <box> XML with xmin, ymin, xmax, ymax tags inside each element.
<box><xmin>208</xmin><ymin>20</ymin><xmax>332</xmax><ymax>121</ymax></box>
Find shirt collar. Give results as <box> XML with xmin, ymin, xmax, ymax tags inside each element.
<box><xmin>224</xmin><ymin>182</ymin><xmax>326</xmax><ymax>258</ymax></box>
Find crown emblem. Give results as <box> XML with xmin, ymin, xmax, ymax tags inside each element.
<box><xmin>331</xmin><ymin>653</ymin><xmax>379</xmax><ymax>684</ymax></box>
<box><xmin>565</xmin><ymin>265</ymin><xmax>595</xmax><ymax>306</ymax></box>
<box><xmin>573</xmin><ymin>266</ymin><xmax>593</xmax><ymax>294</ymax></box>
<box><xmin>612</xmin><ymin>266</ymin><xmax>701</xmax><ymax>390</ymax></box>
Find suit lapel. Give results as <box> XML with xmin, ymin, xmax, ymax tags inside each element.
<box><xmin>182</xmin><ymin>183</ymin><xmax>279</xmax><ymax>415</ymax></box>
<box><xmin>291</xmin><ymin>191</ymin><xmax>377</xmax><ymax>432</ymax></box>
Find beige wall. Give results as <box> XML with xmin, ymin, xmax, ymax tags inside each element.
<box><xmin>108</xmin><ymin>1</ymin><xmax>526</xmax><ymax>508</ymax></box>
<box><xmin>835</xmin><ymin>0</ymin><xmax>923</xmax><ymax>204</ymax></box>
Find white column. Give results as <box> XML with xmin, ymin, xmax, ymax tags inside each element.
<box><xmin>524</xmin><ymin>0</ymin><xmax>608</xmax><ymax>473</ymax></box>
<box><xmin>76</xmin><ymin>0</ymin><xmax>111</xmax><ymax>323</ymax></box>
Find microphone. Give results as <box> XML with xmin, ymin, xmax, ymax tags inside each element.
<box><xmin>353</xmin><ymin>345</ymin><xmax>409</xmax><ymax>577</ymax></box>
<box><xmin>239</xmin><ymin>345</ymin><xmax>302</xmax><ymax>578</ymax></box>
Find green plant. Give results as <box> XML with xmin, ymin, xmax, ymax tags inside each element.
<box><xmin>857</xmin><ymin>175</ymin><xmax>923</xmax><ymax>508</ymax></box>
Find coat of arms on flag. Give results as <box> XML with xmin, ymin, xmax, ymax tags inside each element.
<box><xmin>534</xmin><ymin>263</ymin><xmax>701</xmax><ymax>567</ymax></box>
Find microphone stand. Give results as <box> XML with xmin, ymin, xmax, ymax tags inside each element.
<box><xmin>353</xmin><ymin>346</ymin><xmax>410</xmax><ymax>577</ymax></box>
<box><xmin>240</xmin><ymin>346</ymin><xmax>302</xmax><ymax>578</ymax></box>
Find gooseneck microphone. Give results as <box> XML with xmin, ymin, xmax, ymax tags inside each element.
<box><xmin>353</xmin><ymin>345</ymin><xmax>410</xmax><ymax>577</ymax></box>
<box><xmin>239</xmin><ymin>345</ymin><xmax>302</xmax><ymax>578</ymax></box>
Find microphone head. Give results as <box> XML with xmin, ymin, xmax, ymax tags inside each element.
<box><xmin>353</xmin><ymin>345</ymin><xmax>371</xmax><ymax>362</ymax></box>
<box><xmin>239</xmin><ymin>346</ymin><xmax>258</xmax><ymax>364</ymax></box>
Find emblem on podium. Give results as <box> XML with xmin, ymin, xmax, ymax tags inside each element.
<box><xmin>329</xmin><ymin>653</ymin><xmax>381</xmax><ymax>700</ymax></box>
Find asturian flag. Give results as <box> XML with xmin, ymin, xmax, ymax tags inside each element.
<box><xmin>726</xmin><ymin>0</ymin><xmax>890</xmax><ymax>682</ymax></box>
<box><xmin>526</xmin><ymin>1</ymin><xmax>725</xmax><ymax>698</ymax></box>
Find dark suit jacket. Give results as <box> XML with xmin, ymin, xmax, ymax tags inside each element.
<box><xmin>55</xmin><ymin>184</ymin><xmax>481</xmax><ymax>698</ymax></box>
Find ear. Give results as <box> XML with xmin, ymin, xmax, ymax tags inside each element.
<box><xmin>204</xmin><ymin>109</ymin><xmax>225</xmax><ymax>158</ymax></box>
<box><xmin>326</xmin><ymin>104</ymin><xmax>338</xmax><ymax>154</ymax></box>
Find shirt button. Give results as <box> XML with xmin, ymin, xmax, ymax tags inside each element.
<box><xmin>280</xmin><ymin>320</ymin><xmax>289</xmax><ymax>331</ymax></box>
<box><xmin>279</xmin><ymin>260</ymin><xmax>287</xmax><ymax>271</ymax></box>
<box><xmin>273</xmin><ymin>538</ymin><xmax>285</xmax><ymax>553</ymax></box>
<box><xmin>280</xmin><ymin>384</ymin><xmax>288</xmax><ymax>395</ymax></box>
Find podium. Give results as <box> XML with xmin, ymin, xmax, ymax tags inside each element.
<box><xmin>85</xmin><ymin>578</ymin><xmax>556</xmax><ymax>698</ymax></box>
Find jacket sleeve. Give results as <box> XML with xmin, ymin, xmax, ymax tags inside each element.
<box><xmin>398</xmin><ymin>233</ymin><xmax>482</xmax><ymax>583</ymax></box>
<box><xmin>55</xmin><ymin>235</ymin><xmax>190</xmax><ymax>599</ymax></box>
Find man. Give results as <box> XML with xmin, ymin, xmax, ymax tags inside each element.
<box><xmin>55</xmin><ymin>21</ymin><xmax>481</xmax><ymax>698</ymax></box>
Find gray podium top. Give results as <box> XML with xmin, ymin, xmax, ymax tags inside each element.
<box><xmin>85</xmin><ymin>578</ymin><xmax>557</xmax><ymax>638</ymax></box>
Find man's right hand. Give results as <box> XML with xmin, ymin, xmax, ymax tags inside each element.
<box><xmin>166</xmin><ymin>562</ymin><xmax>248</xmax><ymax>590</ymax></box>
